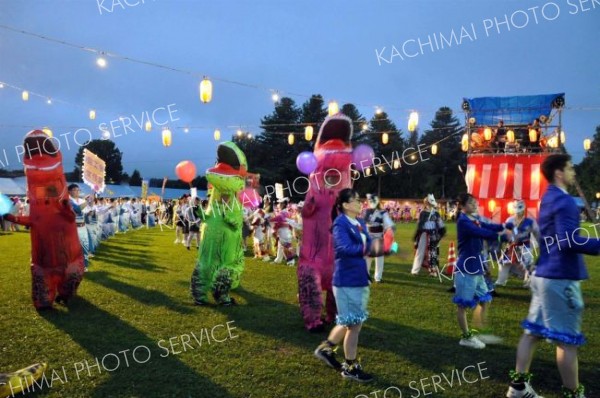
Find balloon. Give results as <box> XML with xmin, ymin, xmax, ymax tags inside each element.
<box><xmin>175</xmin><ymin>160</ymin><xmax>197</xmax><ymax>183</ymax></box>
<box><xmin>383</xmin><ymin>229</ymin><xmax>395</xmax><ymax>253</ymax></box>
<box><xmin>296</xmin><ymin>151</ymin><xmax>318</xmax><ymax>175</ymax></box>
<box><xmin>238</xmin><ymin>188</ymin><xmax>260</xmax><ymax>208</ymax></box>
<box><xmin>353</xmin><ymin>144</ymin><xmax>374</xmax><ymax>171</ymax></box>
<box><xmin>0</xmin><ymin>193</ymin><xmax>13</xmax><ymax>216</ymax></box>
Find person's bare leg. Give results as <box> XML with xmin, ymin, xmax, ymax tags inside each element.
<box><xmin>343</xmin><ymin>324</ymin><xmax>362</xmax><ymax>360</ymax></box>
<box><xmin>457</xmin><ymin>306</ymin><xmax>469</xmax><ymax>334</ymax></box>
<box><xmin>326</xmin><ymin>325</ymin><xmax>347</xmax><ymax>345</ymax></box>
<box><xmin>515</xmin><ymin>334</ymin><xmax>539</xmax><ymax>373</ymax></box>
<box><xmin>472</xmin><ymin>302</ymin><xmax>488</xmax><ymax>329</ymax></box>
<box><xmin>557</xmin><ymin>344</ymin><xmax>579</xmax><ymax>391</ymax></box>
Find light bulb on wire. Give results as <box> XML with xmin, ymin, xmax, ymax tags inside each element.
<box><xmin>271</xmin><ymin>92</ymin><xmax>279</xmax><ymax>102</ymax></box>
<box><xmin>96</xmin><ymin>56</ymin><xmax>107</xmax><ymax>68</ymax></box>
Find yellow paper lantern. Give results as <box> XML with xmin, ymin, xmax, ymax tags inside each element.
<box><xmin>305</xmin><ymin>126</ymin><xmax>314</xmax><ymax>141</ymax></box>
<box><xmin>596</xmin><ymin>192</ymin><xmax>600</xmax><ymax>199</ymax></box>
<box><xmin>365</xmin><ymin>168</ymin><xmax>371</xmax><ymax>176</ymax></box>
<box><xmin>200</xmin><ymin>78</ymin><xmax>213</xmax><ymax>103</ymax></box>
<box><xmin>408</xmin><ymin>120</ymin><xmax>417</xmax><ymax>133</ymax></box>
<box><xmin>584</xmin><ymin>138</ymin><xmax>591</xmax><ymax>151</ymax></box>
<box><xmin>488</xmin><ymin>199</ymin><xmax>496</xmax><ymax>213</ymax></box>
<box><xmin>431</xmin><ymin>144</ymin><xmax>438</xmax><ymax>155</ymax></box>
<box><xmin>328</xmin><ymin>101</ymin><xmax>339</xmax><ymax>116</ymax></box>
<box><xmin>145</xmin><ymin>121</ymin><xmax>152</xmax><ymax>132</ymax></box>
<box><xmin>42</xmin><ymin>127</ymin><xmax>53</xmax><ymax>138</ymax></box>
<box><xmin>507</xmin><ymin>201</ymin><xmax>515</xmax><ymax>215</ymax></box>
<box><xmin>22</xmin><ymin>90</ymin><xmax>29</xmax><ymax>101</ymax></box>
<box><xmin>162</xmin><ymin>128</ymin><xmax>172</xmax><ymax>147</ymax></box>
<box><xmin>88</xmin><ymin>109</ymin><xmax>96</xmax><ymax>120</ymax></box>
<box><xmin>236</xmin><ymin>129</ymin><xmax>243</xmax><ymax>137</ymax></box>
<box><xmin>529</xmin><ymin>129</ymin><xmax>537</xmax><ymax>143</ymax></box>
<box><xmin>393</xmin><ymin>159</ymin><xmax>400</xmax><ymax>169</ymax></box>
<box><xmin>484</xmin><ymin>128</ymin><xmax>492</xmax><ymax>141</ymax></box>
<box><xmin>288</xmin><ymin>133</ymin><xmax>295</xmax><ymax>145</ymax></box>
<box><xmin>461</xmin><ymin>133</ymin><xmax>469</xmax><ymax>152</ymax></box>
<box><xmin>214</xmin><ymin>129</ymin><xmax>221</xmax><ymax>141</ymax></box>
<box><xmin>382</xmin><ymin>132</ymin><xmax>389</xmax><ymax>145</ymax></box>
<box><xmin>548</xmin><ymin>136</ymin><xmax>559</xmax><ymax>148</ymax></box>
<box><xmin>507</xmin><ymin>129</ymin><xmax>515</xmax><ymax>143</ymax></box>
<box><xmin>560</xmin><ymin>131</ymin><xmax>566</xmax><ymax>144</ymax></box>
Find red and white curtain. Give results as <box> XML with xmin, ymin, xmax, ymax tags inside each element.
<box><xmin>466</xmin><ymin>154</ymin><xmax>549</xmax><ymax>222</ymax></box>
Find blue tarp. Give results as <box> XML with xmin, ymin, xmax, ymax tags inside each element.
<box><xmin>463</xmin><ymin>93</ymin><xmax>565</xmax><ymax>126</ymax></box>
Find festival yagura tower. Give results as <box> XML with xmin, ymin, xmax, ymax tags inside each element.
<box><xmin>462</xmin><ymin>93</ymin><xmax>565</xmax><ymax>222</ymax></box>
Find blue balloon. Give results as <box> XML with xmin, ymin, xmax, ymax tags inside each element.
<box><xmin>0</xmin><ymin>193</ymin><xmax>13</xmax><ymax>216</ymax></box>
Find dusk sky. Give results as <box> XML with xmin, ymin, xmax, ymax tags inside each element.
<box><xmin>1</xmin><ymin>0</ymin><xmax>599</xmax><ymax>180</ymax></box>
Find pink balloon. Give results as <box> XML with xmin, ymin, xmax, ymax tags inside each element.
<box><xmin>353</xmin><ymin>144</ymin><xmax>375</xmax><ymax>171</ymax></box>
<box><xmin>296</xmin><ymin>151</ymin><xmax>318</xmax><ymax>175</ymax></box>
<box><xmin>175</xmin><ymin>160</ymin><xmax>197</xmax><ymax>183</ymax></box>
<box><xmin>238</xmin><ymin>188</ymin><xmax>260</xmax><ymax>208</ymax></box>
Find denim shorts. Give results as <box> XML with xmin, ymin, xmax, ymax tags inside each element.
<box><xmin>452</xmin><ymin>273</ymin><xmax>492</xmax><ymax>308</ymax></box>
<box><xmin>522</xmin><ymin>275</ymin><xmax>585</xmax><ymax>346</ymax></box>
<box><xmin>333</xmin><ymin>286</ymin><xmax>370</xmax><ymax>326</ymax></box>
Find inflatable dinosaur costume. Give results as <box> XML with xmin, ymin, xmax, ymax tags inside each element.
<box><xmin>2</xmin><ymin>130</ymin><xmax>85</xmax><ymax>309</ymax></box>
<box><xmin>298</xmin><ymin>113</ymin><xmax>354</xmax><ymax>331</ymax></box>
<box><xmin>190</xmin><ymin>142</ymin><xmax>247</xmax><ymax>305</ymax></box>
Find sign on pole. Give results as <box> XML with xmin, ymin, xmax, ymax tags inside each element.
<box><xmin>82</xmin><ymin>149</ymin><xmax>106</xmax><ymax>193</ymax></box>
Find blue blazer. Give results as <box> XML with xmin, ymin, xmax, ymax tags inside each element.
<box><xmin>456</xmin><ymin>212</ymin><xmax>503</xmax><ymax>275</ymax></box>
<box><xmin>535</xmin><ymin>185</ymin><xmax>600</xmax><ymax>280</ymax></box>
<box><xmin>332</xmin><ymin>215</ymin><xmax>372</xmax><ymax>287</ymax></box>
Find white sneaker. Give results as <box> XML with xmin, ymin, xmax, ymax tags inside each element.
<box><xmin>262</xmin><ymin>256</ymin><xmax>271</xmax><ymax>262</ymax></box>
<box><xmin>459</xmin><ymin>335</ymin><xmax>485</xmax><ymax>349</ymax></box>
<box><xmin>477</xmin><ymin>334</ymin><xmax>503</xmax><ymax>345</ymax></box>
<box><xmin>174</xmin><ymin>239</ymin><xmax>180</xmax><ymax>244</ymax></box>
<box><xmin>287</xmin><ymin>260</ymin><xmax>295</xmax><ymax>266</ymax></box>
<box><xmin>506</xmin><ymin>382</ymin><xmax>544</xmax><ymax>398</ymax></box>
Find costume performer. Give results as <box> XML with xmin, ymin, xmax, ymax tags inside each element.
<box><xmin>496</xmin><ymin>199</ymin><xmax>540</xmax><ymax>288</ymax></box>
<box><xmin>364</xmin><ymin>194</ymin><xmax>395</xmax><ymax>283</ymax></box>
<box><xmin>190</xmin><ymin>142</ymin><xmax>247</xmax><ymax>306</ymax></box>
<box><xmin>1</xmin><ymin>130</ymin><xmax>85</xmax><ymax>309</ymax></box>
<box><xmin>411</xmin><ymin>194</ymin><xmax>446</xmax><ymax>277</ymax></box>
<box><xmin>298</xmin><ymin>113</ymin><xmax>354</xmax><ymax>332</ymax></box>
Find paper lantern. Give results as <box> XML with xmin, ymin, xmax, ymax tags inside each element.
<box><xmin>375</xmin><ymin>108</ymin><xmax>383</xmax><ymax>115</ymax></box>
<box><xmin>529</xmin><ymin>129</ymin><xmax>537</xmax><ymax>143</ymax></box>
<box><xmin>101</xmin><ymin>130</ymin><xmax>111</xmax><ymax>140</ymax></box>
<box><xmin>507</xmin><ymin>201</ymin><xmax>515</xmax><ymax>215</ymax></box>
<box><xmin>548</xmin><ymin>136</ymin><xmax>559</xmax><ymax>148</ymax></box>
<box><xmin>200</xmin><ymin>78</ymin><xmax>213</xmax><ymax>103</ymax></box>
<box><xmin>507</xmin><ymin>130</ymin><xmax>515</xmax><ymax>143</ymax></box>
<box><xmin>461</xmin><ymin>133</ymin><xmax>469</xmax><ymax>152</ymax></box>
<box><xmin>560</xmin><ymin>131</ymin><xmax>566</xmax><ymax>144</ymax></box>
<box><xmin>162</xmin><ymin>128</ymin><xmax>172</xmax><ymax>147</ymax></box>
<box><xmin>304</xmin><ymin>126</ymin><xmax>314</xmax><ymax>141</ymax></box>
<box><xmin>488</xmin><ymin>199</ymin><xmax>496</xmax><ymax>213</ymax></box>
<box><xmin>96</xmin><ymin>57</ymin><xmax>107</xmax><ymax>68</ymax></box>
<box><xmin>431</xmin><ymin>144</ymin><xmax>438</xmax><ymax>155</ymax></box>
<box><xmin>89</xmin><ymin>109</ymin><xmax>96</xmax><ymax>120</ymax></box>
<box><xmin>381</xmin><ymin>132</ymin><xmax>389</xmax><ymax>145</ymax></box>
<box><xmin>393</xmin><ymin>159</ymin><xmax>400</xmax><ymax>169</ymax></box>
<box><xmin>484</xmin><ymin>128</ymin><xmax>492</xmax><ymax>141</ymax></box>
<box><xmin>288</xmin><ymin>133</ymin><xmax>295</xmax><ymax>145</ymax></box>
<box><xmin>584</xmin><ymin>138</ymin><xmax>591</xmax><ymax>151</ymax></box>
<box><xmin>145</xmin><ymin>121</ymin><xmax>152</xmax><ymax>132</ymax></box>
<box><xmin>361</xmin><ymin>123</ymin><xmax>368</xmax><ymax>131</ymax></box>
<box><xmin>175</xmin><ymin>160</ymin><xmax>196</xmax><ymax>183</ymax></box>
<box><xmin>365</xmin><ymin>168</ymin><xmax>371</xmax><ymax>176</ymax></box>
<box><xmin>22</xmin><ymin>90</ymin><xmax>29</xmax><ymax>101</ymax></box>
<box><xmin>409</xmin><ymin>111</ymin><xmax>419</xmax><ymax>125</ymax></box>
<box><xmin>214</xmin><ymin>129</ymin><xmax>221</xmax><ymax>141</ymax></box>
<box><xmin>328</xmin><ymin>101</ymin><xmax>339</xmax><ymax>116</ymax></box>
<box><xmin>596</xmin><ymin>192</ymin><xmax>600</xmax><ymax>199</ymax></box>
<box><xmin>408</xmin><ymin>120</ymin><xmax>417</xmax><ymax>133</ymax></box>
<box><xmin>42</xmin><ymin>127</ymin><xmax>53</xmax><ymax>138</ymax></box>
<box><xmin>469</xmin><ymin>117</ymin><xmax>476</xmax><ymax>125</ymax></box>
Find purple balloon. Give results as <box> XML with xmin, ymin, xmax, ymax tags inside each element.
<box><xmin>353</xmin><ymin>144</ymin><xmax>375</xmax><ymax>171</ymax></box>
<box><xmin>296</xmin><ymin>151</ymin><xmax>318</xmax><ymax>175</ymax></box>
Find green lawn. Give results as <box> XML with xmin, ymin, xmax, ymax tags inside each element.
<box><xmin>0</xmin><ymin>223</ymin><xmax>598</xmax><ymax>398</ymax></box>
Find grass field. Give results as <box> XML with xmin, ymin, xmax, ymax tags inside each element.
<box><xmin>0</xmin><ymin>223</ymin><xmax>599</xmax><ymax>398</ymax></box>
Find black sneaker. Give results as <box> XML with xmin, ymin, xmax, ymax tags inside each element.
<box><xmin>341</xmin><ymin>362</ymin><xmax>373</xmax><ymax>383</ymax></box>
<box><xmin>314</xmin><ymin>343</ymin><xmax>342</xmax><ymax>370</ymax></box>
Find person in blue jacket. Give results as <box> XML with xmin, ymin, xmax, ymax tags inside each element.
<box><xmin>507</xmin><ymin>154</ymin><xmax>599</xmax><ymax>398</ymax></box>
<box><xmin>454</xmin><ymin>193</ymin><xmax>511</xmax><ymax>350</ymax></box>
<box><xmin>313</xmin><ymin>188</ymin><xmax>374</xmax><ymax>383</ymax></box>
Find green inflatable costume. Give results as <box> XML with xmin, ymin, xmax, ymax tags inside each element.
<box><xmin>190</xmin><ymin>142</ymin><xmax>247</xmax><ymax>306</ymax></box>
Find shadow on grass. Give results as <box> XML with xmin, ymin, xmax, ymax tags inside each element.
<box><xmin>91</xmin><ymin>246</ymin><xmax>168</xmax><ymax>273</ymax></box>
<box><xmin>40</xmin><ymin>298</ymin><xmax>234</xmax><ymax>398</ymax></box>
<box><xmin>85</xmin><ymin>270</ymin><xmax>193</xmax><ymax>314</ymax></box>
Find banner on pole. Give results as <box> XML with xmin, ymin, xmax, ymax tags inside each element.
<box><xmin>141</xmin><ymin>180</ymin><xmax>148</xmax><ymax>200</ymax></box>
<box><xmin>82</xmin><ymin>149</ymin><xmax>106</xmax><ymax>193</ymax></box>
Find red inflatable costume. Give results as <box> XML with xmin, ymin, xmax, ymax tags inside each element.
<box><xmin>297</xmin><ymin>114</ymin><xmax>354</xmax><ymax>331</ymax></box>
<box><xmin>5</xmin><ymin>130</ymin><xmax>85</xmax><ymax>309</ymax></box>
